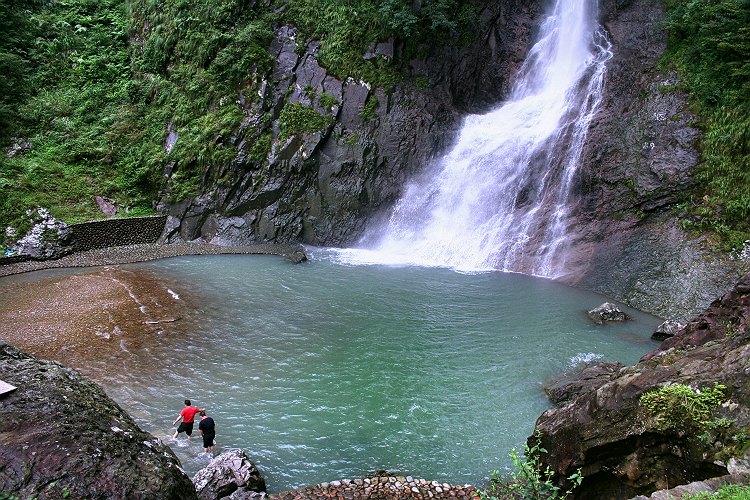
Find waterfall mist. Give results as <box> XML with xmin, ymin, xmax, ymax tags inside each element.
<box><xmin>337</xmin><ymin>0</ymin><xmax>612</xmax><ymax>278</ymax></box>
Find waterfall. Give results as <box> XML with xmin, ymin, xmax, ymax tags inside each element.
<box><xmin>339</xmin><ymin>0</ymin><xmax>612</xmax><ymax>277</ymax></box>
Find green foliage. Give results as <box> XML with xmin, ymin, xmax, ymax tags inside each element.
<box><xmin>281</xmin><ymin>0</ymin><xmax>481</xmax><ymax>86</ymax></box>
<box><xmin>278</xmin><ymin>102</ymin><xmax>334</xmax><ymax>140</ymax></box>
<box><xmin>415</xmin><ymin>76</ymin><xmax>431</xmax><ymax>89</ymax></box>
<box><xmin>663</xmin><ymin>0</ymin><xmax>750</xmax><ymax>249</ymax></box>
<box><xmin>375</xmin><ymin>0</ymin><xmax>480</xmax><ymax>44</ymax></box>
<box><xmin>0</xmin><ymin>0</ymin><xmax>276</xmax><ymax>231</ymax></box>
<box><xmin>480</xmin><ymin>431</ymin><xmax>582</xmax><ymax>500</ymax></box>
<box><xmin>318</xmin><ymin>92</ymin><xmax>340</xmax><ymax>113</ymax></box>
<box><xmin>639</xmin><ymin>383</ymin><xmax>727</xmax><ymax>433</ymax></box>
<box><xmin>0</xmin><ymin>0</ymin><xmax>155</xmax><ymax>229</ymax></box>
<box><xmin>0</xmin><ymin>0</ymin><xmax>483</xmax><ymax>236</ymax></box>
<box><xmin>683</xmin><ymin>484</ymin><xmax>750</xmax><ymax>500</ymax></box>
<box><xmin>360</xmin><ymin>94</ymin><xmax>380</xmax><ymax>121</ymax></box>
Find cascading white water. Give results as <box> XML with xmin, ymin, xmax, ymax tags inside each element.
<box><xmin>338</xmin><ymin>0</ymin><xmax>612</xmax><ymax>277</ymax></box>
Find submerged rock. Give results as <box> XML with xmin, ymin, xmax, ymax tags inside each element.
<box><xmin>0</xmin><ymin>342</ymin><xmax>197</xmax><ymax>499</ymax></box>
<box><xmin>587</xmin><ymin>302</ymin><xmax>630</xmax><ymax>325</ymax></box>
<box><xmin>193</xmin><ymin>449</ymin><xmax>266</xmax><ymax>499</ymax></box>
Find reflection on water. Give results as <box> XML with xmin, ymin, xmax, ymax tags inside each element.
<box><xmin>0</xmin><ymin>254</ymin><xmax>662</xmax><ymax>492</ymax></box>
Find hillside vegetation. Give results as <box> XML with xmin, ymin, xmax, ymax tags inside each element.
<box><xmin>0</xmin><ymin>0</ymin><xmax>477</xmax><ymax>241</ymax></box>
<box><xmin>0</xmin><ymin>0</ymin><xmax>748</xmax><ymax>251</ymax></box>
<box><xmin>663</xmin><ymin>0</ymin><xmax>750</xmax><ymax>249</ymax></box>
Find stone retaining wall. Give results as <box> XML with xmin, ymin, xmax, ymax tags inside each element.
<box><xmin>68</xmin><ymin>216</ymin><xmax>167</xmax><ymax>252</ymax></box>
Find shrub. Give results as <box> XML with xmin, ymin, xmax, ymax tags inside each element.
<box><xmin>278</xmin><ymin>102</ymin><xmax>334</xmax><ymax>140</ymax></box>
<box><xmin>639</xmin><ymin>383</ymin><xmax>727</xmax><ymax>433</ymax></box>
<box><xmin>480</xmin><ymin>431</ymin><xmax>582</xmax><ymax>500</ymax></box>
<box><xmin>663</xmin><ymin>0</ymin><xmax>750</xmax><ymax>249</ymax></box>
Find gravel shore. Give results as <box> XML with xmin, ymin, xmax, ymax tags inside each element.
<box><xmin>0</xmin><ymin>242</ymin><xmax>307</xmax><ymax>277</ymax></box>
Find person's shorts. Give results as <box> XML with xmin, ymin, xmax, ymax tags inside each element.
<box><xmin>177</xmin><ymin>422</ymin><xmax>194</xmax><ymax>435</ymax></box>
<box><xmin>202</xmin><ymin>433</ymin><xmax>215</xmax><ymax>448</ymax></box>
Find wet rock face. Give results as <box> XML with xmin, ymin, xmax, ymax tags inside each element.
<box><xmin>644</xmin><ymin>272</ymin><xmax>750</xmax><ymax>359</ymax></box>
<box><xmin>0</xmin><ymin>343</ymin><xmax>197</xmax><ymax>500</ymax></box>
<box><xmin>534</xmin><ymin>273</ymin><xmax>750</xmax><ymax>499</ymax></box>
<box><xmin>565</xmin><ymin>0</ymin><xmax>749</xmax><ymax>320</ymax></box>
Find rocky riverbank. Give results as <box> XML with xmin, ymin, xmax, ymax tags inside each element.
<box><xmin>0</xmin><ymin>342</ymin><xmax>198</xmax><ymax>499</ymax></box>
<box><xmin>534</xmin><ymin>271</ymin><xmax>750</xmax><ymax>499</ymax></box>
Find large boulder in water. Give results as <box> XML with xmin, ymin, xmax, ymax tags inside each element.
<box><xmin>0</xmin><ymin>342</ymin><xmax>197</xmax><ymax>499</ymax></box>
<box><xmin>192</xmin><ymin>449</ymin><xmax>266</xmax><ymax>499</ymax></box>
<box><xmin>587</xmin><ymin>302</ymin><xmax>630</xmax><ymax>324</ymax></box>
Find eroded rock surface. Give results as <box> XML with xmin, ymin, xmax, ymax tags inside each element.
<box><xmin>587</xmin><ymin>302</ymin><xmax>630</xmax><ymax>325</ymax></box>
<box><xmin>0</xmin><ymin>343</ymin><xmax>197</xmax><ymax>499</ymax></box>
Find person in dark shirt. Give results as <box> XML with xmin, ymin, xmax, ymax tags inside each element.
<box><xmin>197</xmin><ymin>410</ymin><xmax>216</xmax><ymax>454</ymax></box>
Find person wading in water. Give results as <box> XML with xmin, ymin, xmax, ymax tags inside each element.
<box><xmin>172</xmin><ymin>399</ymin><xmax>203</xmax><ymax>439</ymax></box>
<box><xmin>198</xmin><ymin>409</ymin><xmax>216</xmax><ymax>454</ymax></box>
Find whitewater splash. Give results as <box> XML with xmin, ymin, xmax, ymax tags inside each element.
<box><xmin>333</xmin><ymin>0</ymin><xmax>612</xmax><ymax>277</ymax></box>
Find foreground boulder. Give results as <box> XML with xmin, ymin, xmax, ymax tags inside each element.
<box><xmin>193</xmin><ymin>449</ymin><xmax>266</xmax><ymax>499</ymax></box>
<box><xmin>543</xmin><ymin>362</ymin><xmax>625</xmax><ymax>406</ymax></box>
<box><xmin>0</xmin><ymin>342</ymin><xmax>197</xmax><ymax>499</ymax></box>
<box><xmin>534</xmin><ymin>273</ymin><xmax>750</xmax><ymax>499</ymax></box>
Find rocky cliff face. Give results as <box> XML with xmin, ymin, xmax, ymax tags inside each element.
<box><xmin>159</xmin><ymin>1</ymin><xmax>542</xmax><ymax>247</ymax></box>
<box><xmin>534</xmin><ymin>272</ymin><xmax>750</xmax><ymax>499</ymax></box>
<box><xmin>0</xmin><ymin>342</ymin><xmax>198</xmax><ymax>499</ymax></box>
<box><xmin>562</xmin><ymin>0</ymin><xmax>749</xmax><ymax>321</ymax></box>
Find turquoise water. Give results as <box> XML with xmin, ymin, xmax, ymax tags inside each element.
<box><xmin>53</xmin><ymin>252</ymin><xmax>661</xmax><ymax>491</ymax></box>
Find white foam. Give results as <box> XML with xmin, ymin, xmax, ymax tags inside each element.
<box><xmin>569</xmin><ymin>352</ymin><xmax>603</xmax><ymax>367</ymax></box>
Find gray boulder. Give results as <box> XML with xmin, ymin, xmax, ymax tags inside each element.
<box><xmin>9</xmin><ymin>207</ymin><xmax>72</xmax><ymax>259</ymax></box>
<box><xmin>587</xmin><ymin>302</ymin><xmax>631</xmax><ymax>325</ymax></box>
<box><xmin>0</xmin><ymin>342</ymin><xmax>197</xmax><ymax>499</ymax></box>
<box><xmin>193</xmin><ymin>449</ymin><xmax>266</xmax><ymax>500</ymax></box>
<box><xmin>651</xmin><ymin>319</ymin><xmax>686</xmax><ymax>341</ymax></box>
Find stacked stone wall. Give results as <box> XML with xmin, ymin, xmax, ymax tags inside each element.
<box><xmin>69</xmin><ymin>216</ymin><xmax>167</xmax><ymax>252</ymax></box>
